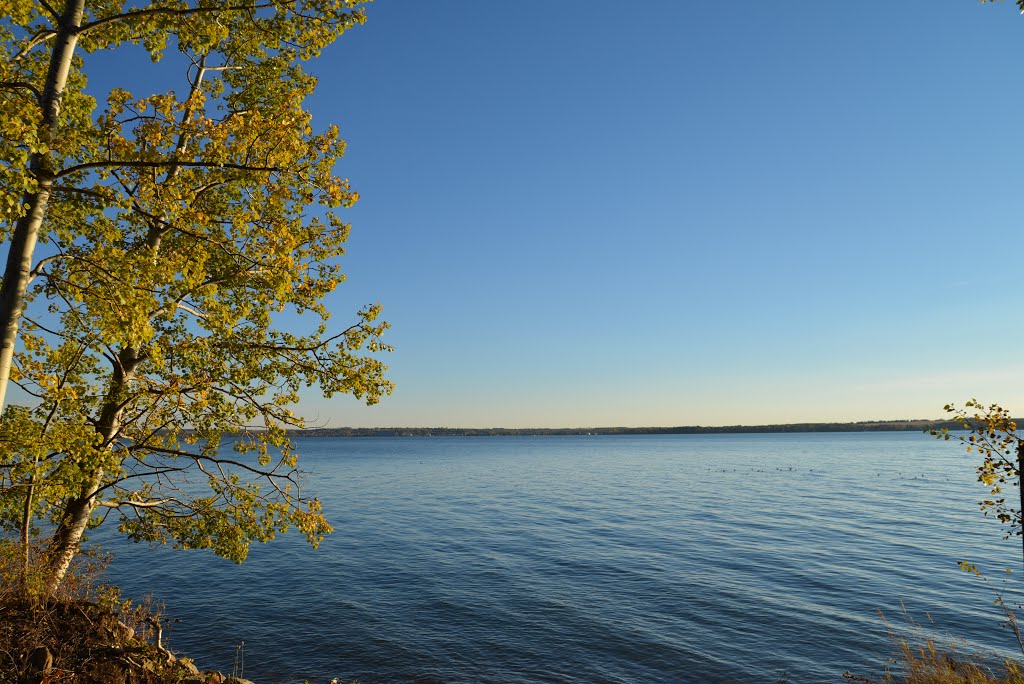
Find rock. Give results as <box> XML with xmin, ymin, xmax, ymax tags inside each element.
<box><xmin>180</xmin><ymin>659</ymin><xmax>200</xmax><ymax>676</ymax></box>
<box><xmin>204</xmin><ymin>671</ymin><xmax>226</xmax><ymax>684</ymax></box>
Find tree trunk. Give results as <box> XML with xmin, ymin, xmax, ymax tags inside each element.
<box><xmin>43</xmin><ymin>347</ymin><xmax>139</xmax><ymax>594</ymax></box>
<box><xmin>20</xmin><ymin>473</ymin><xmax>35</xmax><ymax>590</ymax></box>
<box><xmin>1018</xmin><ymin>441</ymin><xmax>1024</xmax><ymax>573</ymax></box>
<box><xmin>0</xmin><ymin>0</ymin><xmax>86</xmax><ymax>411</ymax></box>
<box><xmin>43</xmin><ymin>469</ymin><xmax>103</xmax><ymax>594</ymax></box>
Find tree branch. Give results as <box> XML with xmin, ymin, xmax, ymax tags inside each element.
<box><xmin>38</xmin><ymin>0</ymin><xmax>61</xmax><ymax>23</ymax></box>
<box><xmin>0</xmin><ymin>81</ymin><xmax>42</xmax><ymax>102</ymax></box>
<box><xmin>11</xmin><ymin>29</ymin><xmax>57</xmax><ymax>62</ymax></box>
<box><xmin>96</xmin><ymin>497</ymin><xmax>180</xmax><ymax>509</ymax></box>
<box><xmin>78</xmin><ymin>2</ymin><xmax>277</xmax><ymax>36</ymax></box>
<box><xmin>56</xmin><ymin>159</ymin><xmax>281</xmax><ymax>179</ymax></box>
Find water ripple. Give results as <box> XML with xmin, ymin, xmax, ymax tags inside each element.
<box><xmin>97</xmin><ymin>433</ymin><xmax>1024</xmax><ymax>683</ymax></box>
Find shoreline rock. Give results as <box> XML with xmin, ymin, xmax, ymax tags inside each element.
<box><xmin>1</xmin><ymin>597</ymin><xmax>235</xmax><ymax>684</ymax></box>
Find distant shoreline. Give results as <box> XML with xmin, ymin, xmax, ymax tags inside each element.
<box><xmin>293</xmin><ymin>419</ymin><xmax>981</xmax><ymax>438</ymax></box>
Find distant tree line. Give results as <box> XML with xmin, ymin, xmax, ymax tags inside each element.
<box><xmin>295</xmin><ymin>419</ymin><xmax>981</xmax><ymax>438</ymax></box>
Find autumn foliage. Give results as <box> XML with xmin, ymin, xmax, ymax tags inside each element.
<box><xmin>0</xmin><ymin>0</ymin><xmax>391</xmax><ymax>594</ymax></box>
<box><xmin>932</xmin><ymin>401</ymin><xmax>1023</xmax><ymax>540</ymax></box>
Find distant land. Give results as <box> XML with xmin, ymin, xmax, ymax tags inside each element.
<box><xmin>295</xmin><ymin>419</ymin><xmax>986</xmax><ymax>438</ymax></box>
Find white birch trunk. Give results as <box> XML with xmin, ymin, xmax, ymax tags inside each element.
<box><xmin>0</xmin><ymin>0</ymin><xmax>86</xmax><ymax>411</ymax></box>
<box><xmin>44</xmin><ymin>347</ymin><xmax>139</xmax><ymax>594</ymax></box>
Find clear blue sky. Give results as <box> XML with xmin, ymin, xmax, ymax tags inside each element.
<box><xmin>90</xmin><ymin>2</ymin><xmax>1024</xmax><ymax>427</ymax></box>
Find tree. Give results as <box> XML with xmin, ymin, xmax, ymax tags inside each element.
<box><xmin>932</xmin><ymin>401</ymin><xmax>1024</xmax><ymax>570</ymax></box>
<box><xmin>0</xmin><ymin>0</ymin><xmax>392</xmax><ymax>595</ymax></box>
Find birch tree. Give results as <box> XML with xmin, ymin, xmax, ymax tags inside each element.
<box><xmin>0</xmin><ymin>0</ymin><xmax>392</xmax><ymax>594</ymax></box>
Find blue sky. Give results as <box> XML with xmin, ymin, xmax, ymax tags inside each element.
<box><xmin>89</xmin><ymin>2</ymin><xmax>1024</xmax><ymax>427</ymax></box>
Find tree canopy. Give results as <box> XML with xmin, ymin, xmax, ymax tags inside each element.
<box><xmin>0</xmin><ymin>0</ymin><xmax>391</xmax><ymax>593</ymax></box>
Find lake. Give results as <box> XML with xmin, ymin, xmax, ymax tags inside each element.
<box><xmin>97</xmin><ymin>432</ymin><xmax>1024</xmax><ymax>683</ymax></box>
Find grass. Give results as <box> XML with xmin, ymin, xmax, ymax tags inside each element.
<box><xmin>888</xmin><ymin>638</ymin><xmax>1024</xmax><ymax>684</ymax></box>
<box><xmin>845</xmin><ymin>605</ymin><xmax>1024</xmax><ymax>684</ymax></box>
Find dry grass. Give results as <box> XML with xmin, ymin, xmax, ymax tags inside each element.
<box><xmin>887</xmin><ymin>638</ymin><xmax>1024</xmax><ymax>684</ymax></box>
<box><xmin>845</xmin><ymin>606</ymin><xmax>1024</xmax><ymax>684</ymax></box>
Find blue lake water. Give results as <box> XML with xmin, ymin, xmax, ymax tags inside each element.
<box><xmin>96</xmin><ymin>432</ymin><xmax>1024</xmax><ymax>683</ymax></box>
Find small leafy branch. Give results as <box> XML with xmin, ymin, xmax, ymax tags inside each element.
<box><xmin>931</xmin><ymin>401</ymin><xmax>1024</xmax><ymax>568</ymax></box>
